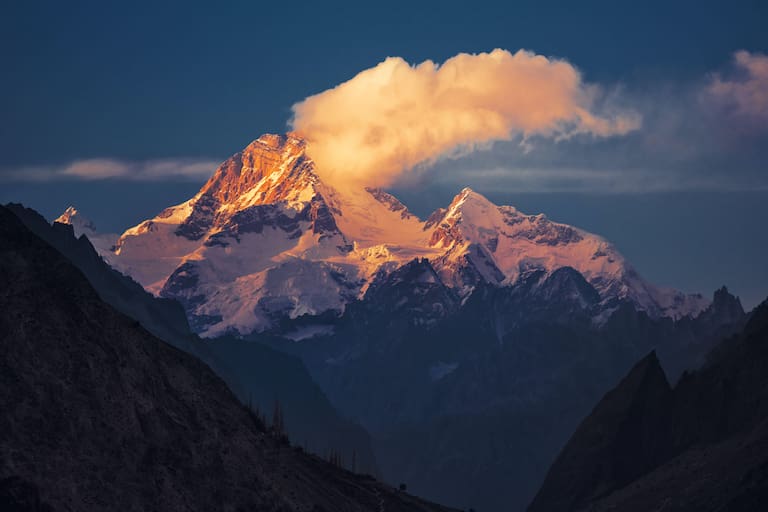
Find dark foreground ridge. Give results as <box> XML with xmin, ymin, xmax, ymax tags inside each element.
<box><xmin>5</xmin><ymin>202</ymin><xmax>379</xmax><ymax>475</ymax></box>
<box><xmin>0</xmin><ymin>205</ymin><xmax>454</xmax><ymax>512</ymax></box>
<box><xmin>529</xmin><ymin>298</ymin><xmax>768</xmax><ymax>511</ymax></box>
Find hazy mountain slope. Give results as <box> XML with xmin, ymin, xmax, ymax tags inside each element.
<box><xmin>529</xmin><ymin>301</ymin><xmax>768</xmax><ymax>512</ymax></box>
<box><xmin>206</xmin><ymin>336</ymin><xmax>378</xmax><ymax>473</ymax></box>
<box><xmin>0</xmin><ymin>205</ymin><xmax>452</xmax><ymax>512</ymax></box>
<box><xmin>6</xmin><ymin>203</ymin><xmax>378</xmax><ymax>474</ymax></box>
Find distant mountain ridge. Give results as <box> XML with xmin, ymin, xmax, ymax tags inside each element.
<box><xmin>262</xmin><ymin>253</ymin><xmax>746</xmax><ymax>512</ymax></box>
<box><xmin>58</xmin><ymin>133</ymin><xmax>708</xmax><ymax>337</ymax></box>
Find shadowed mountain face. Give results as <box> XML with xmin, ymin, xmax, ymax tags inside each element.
<box><xmin>5</xmin><ymin>203</ymin><xmax>378</xmax><ymax>474</ymax></box>
<box><xmin>529</xmin><ymin>301</ymin><xmax>768</xmax><ymax>512</ymax></box>
<box><xmin>0</xmin><ymin>206</ymin><xmax>452</xmax><ymax>512</ymax></box>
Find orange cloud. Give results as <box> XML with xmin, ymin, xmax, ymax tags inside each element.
<box><xmin>290</xmin><ymin>49</ymin><xmax>640</xmax><ymax>190</ymax></box>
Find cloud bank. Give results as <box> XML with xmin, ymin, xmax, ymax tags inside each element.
<box><xmin>1</xmin><ymin>158</ymin><xmax>220</xmax><ymax>182</ymax></box>
<box><xmin>291</xmin><ymin>49</ymin><xmax>640</xmax><ymax>189</ymax></box>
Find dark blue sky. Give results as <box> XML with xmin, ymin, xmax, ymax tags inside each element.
<box><xmin>2</xmin><ymin>0</ymin><xmax>767</xmax><ymax>307</ymax></box>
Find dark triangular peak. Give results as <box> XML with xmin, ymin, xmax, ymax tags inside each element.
<box><xmin>366</xmin><ymin>258</ymin><xmax>445</xmax><ymax>297</ymax></box>
<box><xmin>467</xmin><ymin>267</ymin><xmax>601</xmax><ymax>332</ymax></box>
<box><xmin>530</xmin><ymin>298</ymin><xmax>768</xmax><ymax>512</ymax></box>
<box><xmin>362</xmin><ymin>258</ymin><xmax>459</xmax><ymax>320</ymax></box>
<box><xmin>528</xmin><ymin>351</ymin><xmax>673</xmax><ymax>512</ymax></box>
<box><xmin>712</xmin><ymin>286</ymin><xmax>745</xmax><ymax>315</ymax></box>
<box><xmin>506</xmin><ymin>266</ymin><xmax>599</xmax><ymax>302</ymax></box>
<box><xmin>694</xmin><ymin>285</ymin><xmax>746</xmax><ymax>328</ymax></box>
<box><xmin>535</xmin><ymin>266</ymin><xmax>601</xmax><ymax>305</ymax></box>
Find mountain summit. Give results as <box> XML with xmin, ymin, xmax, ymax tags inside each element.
<box><xmin>99</xmin><ymin>133</ymin><xmax>708</xmax><ymax>336</ymax></box>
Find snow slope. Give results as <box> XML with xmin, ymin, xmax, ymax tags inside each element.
<box><xmin>425</xmin><ymin>188</ymin><xmax>708</xmax><ymax>317</ymax></box>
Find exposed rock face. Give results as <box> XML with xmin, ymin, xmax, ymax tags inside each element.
<box><xmin>198</xmin><ymin>134</ymin><xmax>316</xmax><ymax>206</ymax></box>
<box><xmin>0</xmin><ymin>205</ymin><xmax>454</xmax><ymax>512</ymax></box>
<box><xmin>365</xmin><ymin>187</ymin><xmax>415</xmax><ymax>220</ymax></box>
<box><xmin>529</xmin><ymin>301</ymin><xmax>768</xmax><ymax>511</ymax></box>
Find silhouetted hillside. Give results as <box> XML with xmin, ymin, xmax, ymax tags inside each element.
<box><xmin>0</xmin><ymin>205</ymin><xmax>450</xmax><ymax>512</ymax></box>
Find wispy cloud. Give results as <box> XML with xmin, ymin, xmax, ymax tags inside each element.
<box><xmin>429</xmin><ymin>165</ymin><xmax>768</xmax><ymax>194</ymax></box>
<box><xmin>705</xmin><ymin>50</ymin><xmax>768</xmax><ymax>123</ymax></box>
<box><xmin>1</xmin><ymin>158</ymin><xmax>220</xmax><ymax>182</ymax></box>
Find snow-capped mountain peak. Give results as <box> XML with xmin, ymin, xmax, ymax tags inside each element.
<box><xmin>424</xmin><ymin>187</ymin><xmax>707</xmax><ymax>317</ymax></box>
<box><xmin>98</xmin><ymin>133</ymin><xmax>710</xmax><ymax>336</ymax></box>
<box><xmin>198</xmin><ymin>133</ymin><xmax>316</xmax><ymax>210</ymax></box>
